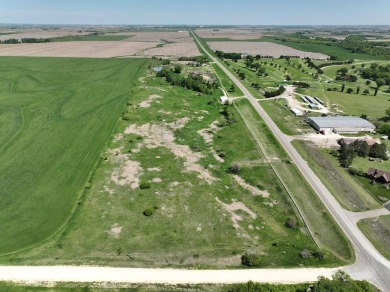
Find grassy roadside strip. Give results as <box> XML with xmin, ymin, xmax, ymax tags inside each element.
<box><xmin>192</xmin><ymin>31</ymin><xmax>353</xmax><ymax>261</ymax></box>
<box><xmin>210</xmin><ymin>63</ymin><xmax>243</xmax><ymax>97</ymax></box>
<box><xmin>234</xmin><ymin>99</ymin><xmax>353</xmax><ymax>262</ymax></box>
<box><xmin>234</xmin><ymin>103</ymin><xmax>321</xmax><ymax>249</ymax></box>
<box><xmin>357</xmin><ymin>215</ymin><xmax>390</xmax><ymax>260</ymax></box>
<box><xmin>259</xmin><ymin>99</ymin><xmax>300</xmax><ymax>136</ymax></box>
<box><xmin>292</xmin><ymin>140</ymin><xmax>381</xmax><ymax>212</ymax></box>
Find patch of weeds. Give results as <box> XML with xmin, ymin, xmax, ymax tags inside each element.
<box><xmin>140</xmin><ymin>180</ymin><xmax>151</xmax><ymax>189</ymax></box>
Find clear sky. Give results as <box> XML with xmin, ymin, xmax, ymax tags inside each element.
<box><xmin>0</xmin><ymin>0</ymin><xmax>389</xmax><ymax>25</ymax></box>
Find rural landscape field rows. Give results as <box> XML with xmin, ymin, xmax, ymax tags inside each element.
<box><xmin>0</xmin><ymin>57</ymin><xmax>145</xmax><ymax>253</ymax></box>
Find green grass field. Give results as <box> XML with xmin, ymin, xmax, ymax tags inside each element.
<box><xmin>0</xmin><ymin>56</ymin><xmax>145</xmax><ymax>254</ymax></box>
<box><xmin>358</xmin><ymin>215</ymin><xmax>390</xmax><ymax>260</ymax></box>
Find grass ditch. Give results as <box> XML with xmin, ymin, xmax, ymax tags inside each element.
<box><xmin>234</xmin><ymin>99</ymin><xmax>353</xmax><ymax>262</ymax></box>
<box><xmin>358</xmin><ymin>215</ymin><xmax>390</xmax><ymax>260</ymax></box>
<box><xmin>210</xmin><ymin>63</ymin><xmax>243</xmax><ymax>97</ymax></box>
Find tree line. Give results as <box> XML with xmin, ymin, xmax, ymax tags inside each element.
<box><xmin>0</xmin><ymin>38</ymin><xmax>51</xmax><ymax>44</ymax></box>
<box><xmin>156</xmin><ymin>67</ymin><xmax>217</xmax><ymax>95</ymax></box>
<box><xmin>227</xmin><ymin>271</ymin><xmax>374</xmax><ymax>292</ymax></box>
<box><xmin>276</xmin><ymin>33</ymin><xmax>390</xmax><ymax>59</ymax></box>
<box><xmin>264</xmin><ymin>85</ymin><xmax>285</xmax><ymax>98</ymax></box>
<box><xmin>338</xmin><ymin>138</ymin><xmax>388</xmax><ymax>168</ymax></box>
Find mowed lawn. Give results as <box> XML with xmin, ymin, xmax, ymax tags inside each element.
<box><xmin>0</xmin><ymin>57</ymin><xmax>145</xmax><ymax>254</ymax></box>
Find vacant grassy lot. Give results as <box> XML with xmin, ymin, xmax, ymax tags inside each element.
<box><xmin>0</xmin><ymin>57</ymin><xmax>145</xmax><ymax>254</ymax></box>
<box><xmin>3</xmin><ymin>62</ymin><xmax>349</xmax><ymax>268</ymax></box>
<box><xmin>358</xmin><ymin>215</ymin><xmax>390</xmax><ymax>260</ymax></box>
<box><xmin>259</xmin><ymin>99</ymin><xmax>306</xmax><ymax>136</ymax></box>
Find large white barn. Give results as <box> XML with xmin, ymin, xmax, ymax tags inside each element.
<box><xmin>307</xmin><ymin>116</ymin><xmax>376</xmax><ymax>134</ymax></box>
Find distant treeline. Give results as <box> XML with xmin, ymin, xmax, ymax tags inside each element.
<box><xmin>276</xmin><ymin>33</ymin><xmax>390</xmax><ymax>59</ymax></box>
<box><xmin>0</xmin><ymin>31</ymin><xmax>102</xmax><ymax>44</ymax></box>
<box><xmin>178</xmin><ymin>56</ymin><xmax>209</xmax><ymax>63</ymax></box>
<box><xmin>0</xmin><ymin>38</ymin><xmax>51</xmax><ymax>44</ymax></box>
<box><xmin>215</xmin><ymin>50</ymin><xmax>242</xmax><ymax>61</ymax></box>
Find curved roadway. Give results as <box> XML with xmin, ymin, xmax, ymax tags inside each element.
<box><xmin>191</xmin><ymin>31</ymin><xmax>390</xmax><ymax>290</ymax></box>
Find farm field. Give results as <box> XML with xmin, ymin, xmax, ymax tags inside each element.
<box><xmin>1</xmin><ymin>61</ymin><xmax>351</xmax><ymax>268</ymax></box>
<box><xmin>0</xmin><ymin>31</ymin><xmax>201</xmax><ymax>58</ymax></box>
<box><xmin>0</xmin><ymin>28</ymin><xmax>88</xmax><ymax>41</ymax></box>
<box><xmin>142</xmin><ymin>42</ymin><xmax>200</xmax><ymax>57</ymax></box>
<box><xmin>195</xmin><ymin>28</ymin><xmax>265</xmax><ymax>40</ymax></box>
<box><xmin>207</xmin><ymin>41</ymin><xmax>328</xmax><ymax>59</ymax></box>
<box><xmin>112</xmin><ymin>31</ymin><xmax>194</xmax><ymax>43</ymax></box>
<box><xmin>358</xmin><ymin>215</ymin><xmax>390</xmax><ymax>260</ymax></box>
<box><xmin>0</xmin><ymin>41</ymin><xmax>160</xmax><ymax>58</ymax></box>
<box><xmin>0</xmin><ymin>56</ymin><xmax>146</xmax><ymax>254</ymax></box>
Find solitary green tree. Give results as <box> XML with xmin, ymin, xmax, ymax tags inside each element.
<box><xmin>174</xmin><ymin>65</ymin><xmax>182</xmax><ymax>74</ymax></box>
<box><xmin>375</xmin><ymin>78</ymin><xmax>385</xmax><ymax>96</ymax></box>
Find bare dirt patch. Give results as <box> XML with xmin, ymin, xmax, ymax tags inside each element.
<box><xmin>216</xmin><ymin>198</ymin><xmax>257</xmax><ymax>229</ymax></box>
<box><xmin>152</xmin><ymin>178</ymin><xmax>162</xmax><ymax>183</ymax></box>
<box><xmin>108</xmin><ymin>223</ymin><xmax>123</xmax><ymax>239</ymax></box>
<box><xmin>168</xmin><ymin>117</ymin><xmax>190</xmax><ymax>130</ymax></box>
<box><xmin>232</xmin><ymin>175</ymin><xmax>270</xmax><ymax>198</ymax></box>
<box><xmin>197</xmin><ymin>121</ymin><xmax>219</xmax><ymax>144</ymax></box>
<box><xmin>139</xmin><ymin>94</ymin><xmax>161</xmax><ymax>108</ymax></box>
<box><xmin>124</xmin><ymin>121</ymin><xmax>217</xmax><ymax>184</ymax></box>
<box><xmin>111</xmin><ymin>158</ymin><xmax>143</xmax><ymax>189</ymax></box>
<box><xmin>207</xmin><ymin>42</ymin><xmax>328</xmax><ymax>59</ymax></box>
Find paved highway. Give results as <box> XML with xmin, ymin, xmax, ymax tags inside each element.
<box><xmin>191</xmin><ymin>31</ymin><xmax>390</xmax><ymax>291</ymax></box>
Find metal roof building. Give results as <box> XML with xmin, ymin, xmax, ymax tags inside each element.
<box><xmin>307</xmin><ymin>116</ymin><xmax>376</xmax><ymax>134</ymax></box>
